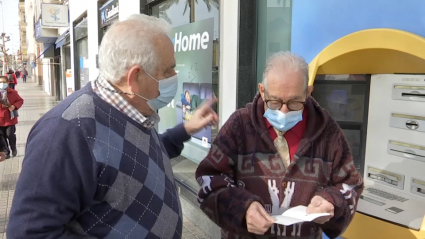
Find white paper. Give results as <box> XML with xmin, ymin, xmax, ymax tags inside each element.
<box><xmin>271</xmin><ymin>206</ymin><xmax>330</xmax><ymax>226</ymax></box>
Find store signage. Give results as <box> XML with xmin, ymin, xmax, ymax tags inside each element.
<box><xmin>41</xmin><ymin>4</ymin><xmax>69</xmax><ymax>27</ymax></box>
<box><xmin>100</xmin><ymin>0</ymin><xmax>119</xmax><ymax>26</ymax></box>
<box><xmin>159</xmin><ymin>18</ymin><xmax>214</xmax><ymax>152</ymax></box>
<box><xmin>173</xmin><ymin>31</ymin><xmax>209</xmax><ymax>52</ymax></box>
<box><xmin>66</xmin><ymin>69</ymin><xmax>74</xmax><ymax>96</ymax></box>
<box><xmin>35</xmin><ymin>20</ymin><xmax>41</xmax><ymax>39</ymax></box>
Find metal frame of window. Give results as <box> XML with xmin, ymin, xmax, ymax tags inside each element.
<box><xmin>312</xmin><ymin>75</ymin><xmax>371</xmax><ymax>176</ymax></box>
<box><xmin>72</xmin><ymin>12</ymin><xmax>88</xmax><ymax>91</ymax></box>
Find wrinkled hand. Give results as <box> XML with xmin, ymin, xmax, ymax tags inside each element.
<box><xmin>8</xmin><ymin>105</ymin><xmax>15</xmax><ymax>112</ymax></box>
<box><xmin>184</xmin><ymin>99</ymin><xmax>218</xmax><ymax>135</ymax></box>
<box><xmin>246</xmin><ymin>201</ymin><xmax>275</xmax><ymax>235</ymax></box>
<box><xmin>306</xmin><ymin>196</ymin><xmax>334</xmax><ymax>224</ymax></box>
<box><xmin>0</xmin><ymin>152</ymin><xmax>5</xmax><ymax>162</ymax></box>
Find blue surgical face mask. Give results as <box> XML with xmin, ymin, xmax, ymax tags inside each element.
<box><xmin>134</xmin><ymin>71</ymin><xmax>178</xmax><ymax>111</ymax></box>
<box><xmin>0</xmin><ymin>83</ymin><xmax>8</xmax><ymax>90</ymax></box>
<box><xmin>264</xmin><ymin>108</ymin><xmax>303</xmax><ymax>132</ymax></box>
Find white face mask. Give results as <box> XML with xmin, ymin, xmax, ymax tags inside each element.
<box><xmin>0</xmin><ymin>83</ymin><xmax>8</xmax><ymax>90</ymax></box>
<box><xmin>133</xmin><ymin>71</ymin><xmax>178</xmax><ymax>111</ymax></box>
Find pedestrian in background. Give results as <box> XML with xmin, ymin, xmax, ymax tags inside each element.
<box><xmin>22</xmin><ymin>67</ymin><xmax>28</xmax><ymax>83</ymax></box>
<box><xmin>0</xmin><ymin>76</ymin><xmax>23</xmax><ymax>159</ymax></box>
<box><xmin>5</xmin><ymin>70</ymin><xmax>18</xmax><ymax>90</ymax></box>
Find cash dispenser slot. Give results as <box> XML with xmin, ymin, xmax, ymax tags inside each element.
<box><xmin>392</xmin><ymin>85</ymin><xmax>425</xmax><ymax>102</ymax></box>
<box><xmin>387</xmin><ymin>140</ymin><xmax>425</xmax><ymax>163</ymax></box>
<box><xmin>411</xmin><ymin>178</ymin><xmax>425</xmax><ymax>197</ymax></box>
<box><xmin>367</xmin><ymin>166</ymin><xmax>405</xmax><ymax>190</ymax></box>
<box><xmin>390</xmin><ymin>113</ymin><xmax>425</xmax><ymax>132</ymax></box>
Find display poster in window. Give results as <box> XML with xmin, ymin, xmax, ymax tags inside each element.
<box><xmin>65</xmin><ymin>69</ymin><xmax>74</xmax><ymax>96</ymax></box>
<box><xmin>158</xmin><ymin>18</ymin><xmax>214</xmax><ymax>147</ymax></box>
<box><xmin>79</xmin><ymin>57</ymin><xmax>90</xmax><ymax>88</ymax></box>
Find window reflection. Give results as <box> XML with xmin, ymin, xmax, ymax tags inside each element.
<box><xmin>256</xmin><ymin>0</ymin><xmax>292</xmax><ymax>85</ymax></box>
<box><xmin>152</xmin><ymin>1</ymin><xmax>190</xmax><ymax>28</ymax></box>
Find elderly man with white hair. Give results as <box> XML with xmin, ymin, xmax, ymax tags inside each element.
<box><xmin>7</xmin><ymin>14</ymin><xmax>217</xmax><ymax>238</ymax></box>
<box><xmin>196</xmin><ymin>51</ymin><xmax>363</xmax><ymax>239</ymax></box>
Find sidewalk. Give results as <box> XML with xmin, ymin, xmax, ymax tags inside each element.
<box><xmin>0</xmin><ymin>78</ymin><xmax>212</xmax><ymax>239</ymax></box>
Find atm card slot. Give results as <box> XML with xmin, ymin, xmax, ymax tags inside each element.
<box><xmin>393</xmin><ymin>84</ymin><xmax>425</xmax><ymax>102</ymax></box>
<box><xmin>401</xmin><ymin>93</ymin><xmax>425</xmax><ymax>98</ymax></box>
<box><xmin>389</xmin><ymin>149</ymin><xmax>422</xmax><ymax>159</ymax></box>
<box><xmin>388</xmin><ymin>140</ymin><xmax>425</xmax><ymax>163</ymax></box>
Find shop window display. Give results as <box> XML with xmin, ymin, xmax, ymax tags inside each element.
<box><xmin>151</xmin><ymin>0</ymin><xmax>220</xmax><ymax>192</ymax></box>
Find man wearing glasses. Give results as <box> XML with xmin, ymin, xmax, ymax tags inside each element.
<box><xmin>196</xmin><ymin>51</ymin><xmax>363</xmax><ymax>239</ymax></box>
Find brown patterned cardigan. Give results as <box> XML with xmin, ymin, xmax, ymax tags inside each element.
<box><xmin>195</xmin><ymin>93</ymin><xmax>364</xmax><ymax>239</ymax></box>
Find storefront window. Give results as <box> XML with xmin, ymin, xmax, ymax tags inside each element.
<box><xmin>256</xmin><ymin>0</ymin><xmax>292</xmax><ymax>85</ymax></box>
<box><xmin>151</xmin><ymin>1</ymin><xmax>190</xmax><ymax>28</ymax></box>
<box><xmin>151</xmin><ymin>0</ymin><xmax>220</xmax><ymax>192</ymax></box>
<box><xmin>74</xmin><ymin>18</ymin><xmax>89</xmax><ymax>90</ymax></box>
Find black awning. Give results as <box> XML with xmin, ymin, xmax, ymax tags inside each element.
<box><xmin>36</xmin><ymin>44</ymin><xmax>54</xmax><ymax>60</ymax></box>
<box><xmin>55</xmin><ymin>29</ymin><xmax>70</xmax><ymax>49</ymax></box>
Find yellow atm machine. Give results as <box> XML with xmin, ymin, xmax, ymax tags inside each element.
<box><xmin>308</xmin><ymin>29</ymin><xmax>425</xmax><ymax>239</ymax></box>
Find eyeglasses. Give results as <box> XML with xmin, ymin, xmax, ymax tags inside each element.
<box><xmin>265</xmin><ymin>99</ymin><xmax>306</xmax><ymax>111</ymax></box>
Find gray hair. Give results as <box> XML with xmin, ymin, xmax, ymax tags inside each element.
<box><xmin>98</xmin><ymin>14</ymin><xmax>171</xmax><ymax>83</ymax></box>
<box><xmin>262</xmin><ymin>51</ymin><xmax>309</xmax><ymax>91</ymax></box>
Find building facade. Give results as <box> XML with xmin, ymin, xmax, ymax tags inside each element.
<box><xmin>18</xmin><ymin>0</ymin><xmax>28</xmax><ymax>70</ymax></box>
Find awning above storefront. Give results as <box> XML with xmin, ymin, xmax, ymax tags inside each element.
<box><xmin>36</xmin><ymin>44</ymin><xmax>54</xmax><ymax>60</ymax></box>
<box><xmin>55</xmin><ymin>29</ymin><xmax>70</xmax><ymax>49</ymax></box>
<box><xmin>308</xmin><ymin>29</ymin><xmax>425</xmax><ymax>85</ymax></box>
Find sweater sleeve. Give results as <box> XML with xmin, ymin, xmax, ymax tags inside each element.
<box><xmin>314</xmin><ymin>128</ymin><xmax>364</xmax><ymax>238</ymax></box>
<box><xmin>195</xmin><ymin>112</ymin><xmax>263</xmax><ymax>235</ymax></box>
<box><xmin>7</xmin><ymin>118</ymin><xmax>97</xmax><ymax>239</ymax></box>
<box><xmin>159</xmin><ymin>123</ymin><xmax>191</xmax><ymax>158</ymax></box>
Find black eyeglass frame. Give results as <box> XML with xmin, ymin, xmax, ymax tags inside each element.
<box><xmin>264</xmin><ymin>99</ymin><xmax>306</xmax><ymax>111</ymax></box>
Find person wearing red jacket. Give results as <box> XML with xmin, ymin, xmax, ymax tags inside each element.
<box><xmin>5</xmin><ymin>69</ymin><xmax>18</xmax><ymax>90</ymax></box>
<box><xmin>0</xmin><ymin>76</ymin><xmax>23</xmax><ymax>158</ymax></box>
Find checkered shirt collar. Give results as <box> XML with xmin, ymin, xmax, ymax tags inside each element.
<box><xmin>92</xmin><ymin>77</ymin><xmax>159</xmax><ymax>129</ymax></box>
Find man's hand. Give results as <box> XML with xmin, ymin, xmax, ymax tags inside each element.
<box><xmin>184</xmin><ymin>99</ymin><xmax>218</xmax><ymax>135</ymax></box>
<box><xmin>8</xmin><ymin>105</ymin><xmax>15</xmax><ymax>112</ymax></box>
<box><xmin>246</xmin><ymin>201</ymin><xmax>275</xmax><ymax>235</ymax></box>
<box><xmin>0</xmin><ymin>152</ymin><xmax>5</xmax><ymax>162</ymax></box>
<box><xmin>306</xmin><ymin>196</ymin><xmax>334</xmax><ymax>224</ymax></box>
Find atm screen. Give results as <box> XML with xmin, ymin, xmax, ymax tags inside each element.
<box><xmin>312</xmin><ymin>75</ymin><xmax>370</xmax><ymax>175</ymax></box>
<box><xmin>312</xmin><ymin>84</ymin><xmax>366</xmax><ymax>123</ymax></box>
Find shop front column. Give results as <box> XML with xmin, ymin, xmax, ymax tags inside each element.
<box><xmin>219</xmin><ymin>0</ymin><xmax>239</xmax><ymax>127</ymax></box>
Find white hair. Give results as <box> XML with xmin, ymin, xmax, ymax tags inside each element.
<box><xmin>262</xmin><ymin>51</ymin><xmax>309</xmax><ymax>91</ymax></box>
<box><xmin>98</xmin><ymin>14</ymin><xmax>171</xmax><ymax>82</ymax></box>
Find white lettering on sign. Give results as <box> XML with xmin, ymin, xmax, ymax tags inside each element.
<box><xmin>174</xmin><ymin>31</ymin><xmax>209</xmax><ymax>52</ymax></box>
<box><xmin>105</xmin><ymin>5</ymin><xmax>119</xmax><ymax>20</ymax></box>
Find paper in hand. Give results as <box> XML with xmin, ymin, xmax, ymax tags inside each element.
<box><xmin>271</xmin><ymin>205</ymin><xmax>330</xmax><ymax>226</ymax></box>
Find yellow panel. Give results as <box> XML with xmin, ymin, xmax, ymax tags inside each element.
<box><xmin>342</xmin><ymin>213</ymin><xmax>425</xmax><ymax>239</ymax></box>
<box><xmin>308</xmin><ymin>29</ymin><xmax>425</xmax><ymax>85</ymax></box>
